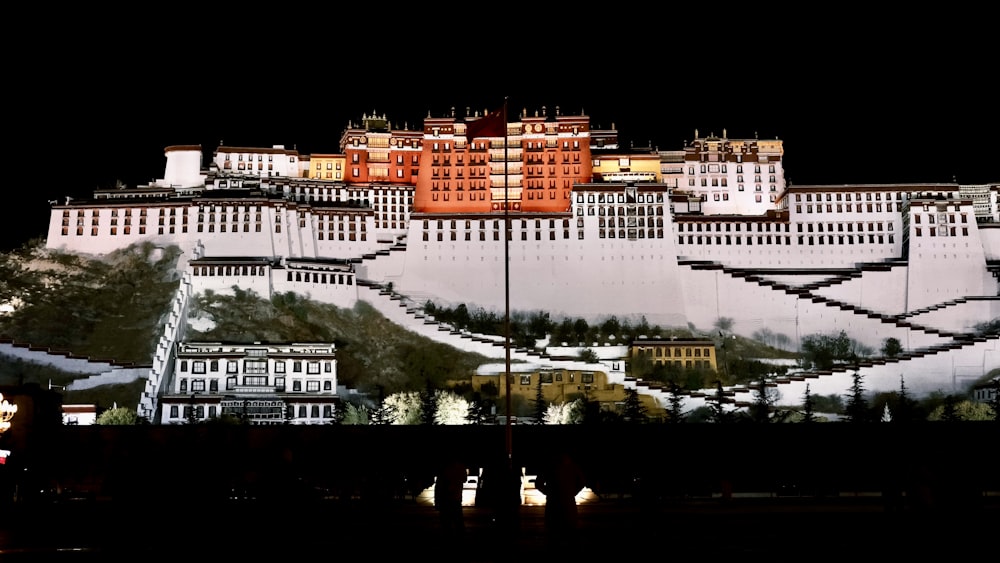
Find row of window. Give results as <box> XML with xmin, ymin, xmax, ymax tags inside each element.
<box><xmin>639</xmin><ymin>347</ymin><xmax>713</xmax><ymax>358</ymax></box>
<box><xmin>796</xmin><ymin>203</ymin><xmax>895</xmax><ymax>213</ymax></box>
<box><xmin>805</xmin><ymin>221</ymin><xmax>890</xmax><ymax>233</ymax></box>
<box><xmin>653</xmin><ymin>359</ymin><xmax>711</xmax><ymax>369</ymax></box>
<box><xmin>179</xmin><ymin>359</ymin><xmax>333</xmax><ymax>374</ymax></box>
<box><xmin>690</xmin><ymin>177</ymin><xmax>777</xmax><ymax>187</ymax></box>
<box><xmin>914</xmin><ymin>227</ymin><xmax>969</xmax><ymax>237</ymax></box>
<box><xmin>577</xmin><ymin>193</ymin><xmax>665</xmax><ymax>204</ymax></box>
<box><xmin>169</xmin><ymin>404</ymin><xmax>333</xmax><ymax>420</ymax></box>
<box><xmin>913</xmin><ymin>213</ymin><xmax>968</xmax><ymax>224</ymax></box>
<box><xmin>178</xmin><ymin>376</ymin><xmax>332</xmax><ymax>393</ymax></box>
<box><xmin>223</xmin><ymin>154</ymin><xmax>282</xmax><ymax>162</ymax></box>
<box><xmin>519</xmin><ymin>372</ymin><xmax>595</xmax><ymax>385</ymax></box>
<box><xmin>678</xmin><ymin>222</ymin><xmax>790</xmax><ymax>233</ymax></box>
<box><xmin>678</xmin><ymin>234</ymin><xmax>897</xmax><ymax>246</ymax></box>
<box><xmin>690</xmin><ymin>164</ymin><xmax>775</xmax><ymax>174</ymax></box>
<box><xmin>794</xmin><ymin>192</ymin><xmax>901</xmax><ymax>202</ymax></box>
<box><xmin>599</xmin><ymin>229</ymin><xmax>665</xmax><ymax>240</ymax></box>
<box><xmin>578</xmin><ymin>206</ymin><xmax>666</xmax><ymax>217</ymax></box>
<box><xmin>193</xmin><ymin>265</ymin><xmax>267</xmax><ymax>277</ymax></box>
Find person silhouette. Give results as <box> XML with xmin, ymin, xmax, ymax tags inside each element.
<box><xmin>434</xmin><ymin>454</ymin><xmax>468</xmax><ymax>540</ymax></box>
<box><xmin>536</xmin><ymin>451</ymin><xmax>586</xmax><ymax>548</ymax></box>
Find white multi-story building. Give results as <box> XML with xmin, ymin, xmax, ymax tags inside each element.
<box><xmin>159</xmin><ymin>342</ymin><xmax>338</xmax><ymax>425</ymax></box>
<box><xmin>41</xmin><ymin>108</ymin><xmax>1000</xmax><ymax>414</ymax></box>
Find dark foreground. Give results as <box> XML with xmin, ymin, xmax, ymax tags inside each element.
<box><xmin>0</xmin><ymin>494</ymin><xmax>996</xmax><ymax>561</ymax></box>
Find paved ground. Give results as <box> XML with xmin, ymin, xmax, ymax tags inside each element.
<box><xmin>0</xmin><ymin>494</ymin><xmax>996</xmax><ymax>561</ymax></box>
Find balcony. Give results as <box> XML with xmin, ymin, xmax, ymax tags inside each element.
<box><xmin>226</xmin><ymin>386</ymin><xmax>279</xmax><ymax>394</ymax></box>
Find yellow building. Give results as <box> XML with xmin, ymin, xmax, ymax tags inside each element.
<box><xmin>630</xmin><ymin>338</ymin><xmax>718</xmax><ymax>372</ymax></box>
<box><xmin>471</xmin><ymin>364</ymin><xmax>662</xmax><ymax>419</ymax></box>
<box><xmin>591</xmin><ymin>153</ymin><xmax>661</xmax><ymax>183</ymax></box>
<box><xmin>309</xmin><ymin>154</ymin><xmax>347</xmax><ymax>181</ymax></box>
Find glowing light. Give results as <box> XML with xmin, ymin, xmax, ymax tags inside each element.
<box><xmin>0</xmin><ymin>393</ymin><xmax>17</xmax><ymax>433</ymax></box>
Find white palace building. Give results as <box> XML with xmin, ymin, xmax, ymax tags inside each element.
<box><xmin>42</xmin><ymin>108</ymin><xmax>1000</xmax><ymax>422</ymax></box>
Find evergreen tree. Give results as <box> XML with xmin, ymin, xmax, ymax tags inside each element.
<box><xmin>370</xmin><ymin>401</ymin><xmax>397</xmax><ymax>425</ymax></box>
<box><xmin>801</xmin><ymin>384</ymin><xmax>816</xmax><ymax>423</ymax></box>
<box><xmin>880</xmin><ymin>337</ymin><xmax>903</xmax><ymax>358</ymax></box>
<box><xmin>421</xmin><ymin>378</ymin><xmax>438</xmax><ymax>425</ymax></box>
<box><xmin>895</xmin><ymin>375</ymin><xmax>914</xmax><ymax>423</ymax></box>
<box><xmin>708</xmin><ymin>381</ymin><xmax>731</xmax><ymax>424</ymax></box>
<box><xmin>666</xmin><ymin>382</ymin><xmax>686</xmax><ymax>423</ymax></box>
<box><xmin>465</xmin><ymin>394</ymin><xmax>492</xmax><ymax>425</ymax></box>
<box><xmin>843</xmin><ymin>371</ymin><xmax>868</xmax><ymax>423</ymax></box>
<box><xmin>940</xmin><ymin>395</ymin><xmax>960</xmax><ymax>422</ymax></box>
<box><xmin>748</xmin><ymin>378</ymin><xmax>774</xmax><ymax>423</ymax></box>
<box><xmin>532</xmin><ymin>375</ymin><xmax>546</xmax><ymax>425</ymax></box>
<box><xmin>622</xmin><ymin>388</ymin><xmax>647</xmax><ymax>423</ymax></box>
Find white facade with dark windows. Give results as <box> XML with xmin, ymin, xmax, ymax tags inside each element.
<box><xmin>160</xmin><ymin>342</ymin><xmax>338</xmax><ymax>425</ymax></box>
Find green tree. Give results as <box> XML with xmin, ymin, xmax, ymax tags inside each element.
<box><xmin>880</xmin><ymin>337</ymin><xmax>903</xmax><ymax>358</ymax></box>
<box><xmin>843</xmin><ymin>371</ymin><xmax>869</xmax><ymax>423</ymax></box>
<box><xmin>665</xmin><ymin>382</ymin><xmax>686</xmax><ymax>423</ymax></box>
<box><xmin>628</xmin><ymin>350</ymin><xmax>655</xmax><ymax>380</ymax></box>
<box><xmin>748</xmin><ymin>378</ymin><xmax>776</xmax><ymax>423</ymax></box>
<box><xmin>551</xmin><ymin>318</ymin><xmax>574</xmax><ymax>345</ymax></box>
<box><xmin>941</xmin><ymin>395</ymin><xmax>959</xmax><ymax>422</ymax></box>
<box><xmin>928</xmin><ymin>399</ymin><xmax>994</xmax><ymax>421</ymax></box>
<box><xmin>801</xmin><ymin>384</ymin><xmax>816</xmax><ymax>423</ymax></box>
<box><xmin>465</xmin><ymin>393</ymin><xmax>492</xmax><ymax>425</ymax></box>
<box><xmin>894</xmin><ymin>375</ymin><xmax>915</xmax><ymax>423</ymax></box>
<box><xmin>812</xmin><ymin>393</ymin><xmax>843</xmax><ymax>414</ymax></box>
<box><xmin>713</xmin><ymin>317</ymin><xmax>734</xmax><ymax>334</ymax></box>
<box><xmin>339</xmin><ymin>403</ymin><xmax>370</xmax><ymax>425</ymax></box>
<box><xmin>578</xmin><ymin>348</ymin><xmax>599</xmax><ymax>363</ymax></box>
<box><xmin>573</xmin><ymin>318</ymin><xmax>590</xmax><ymax>344</ymax></box>
<box><xmin>370</xmin><ymin>401</ymin><xmax>397</xmax><ymax>425</ymax></box>
<box><xmin>531</xmin><ymin>375</ymin><xmax>546</xmax><ymax>424</ymax></box>
<box><xmin>420</xmin><ymin>378</ymin><xmax>438</xmax><ymax>426</ymax></box>
<box><xmin>600</xmin><ymin>315</ymin><xmax>622</xmax><ymax>342</ymax></box>
<box><xmin>622</xmin><ymin>388</ymin><xmax>647</xmax><ymax>423</ymax></box>
<box><xmin>95</xmin><ymin>406</ymin><xmax>145</xmax><ymax>425</ymax></box>
<box><xmin>708</xmin><ymin>381</ymin><xmax>731</xmax><ymax>424</ymax></box>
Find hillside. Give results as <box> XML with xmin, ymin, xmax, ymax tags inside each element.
<box><xmin>0</xmin><ymin>240</ymin><xmax>181</xmax><ymax>363</ymax></box>
<box><xmin>0</xmin><ymin>241</ymin><xmax>493</xmax><ymax>406</ymax></box>
<box><xmin>184</xmin><ymin>289</ymin><xmax>492</xmax><ymax>395</ymax></box>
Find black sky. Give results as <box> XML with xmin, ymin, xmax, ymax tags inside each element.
<box><xmin>6</xmin><ymin>14</ymin><xmax>997</xmax><ymax>252</ymax></box>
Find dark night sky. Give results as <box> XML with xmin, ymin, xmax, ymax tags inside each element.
<box><xmin>6</xmin><ymin>14</ymin><xmax>996</xmax><ymax>252</ymax></box>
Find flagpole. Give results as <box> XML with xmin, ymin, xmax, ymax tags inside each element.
<box><xmin>502</xmin><ymin>96</ymin><xmax>512</xmax><ymax>470</ymax></box>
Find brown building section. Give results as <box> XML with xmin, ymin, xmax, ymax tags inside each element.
<box><xmin>471</xmin><ymin>366</ymin><xmax>662</xmax><ymax>419</ymax></box>
<box><xmin>414</xmin><ymin>109</ymin><xmax>594</xmax><ymax>215</ymax></box>
<box><xmin>630</xmin><ymin>338</ymin><xmax>718</xmax><ymax>372</ymax></box>
<box><xmin>339</xmin><ymin>113</ymin><xmax>423</xmax><ymax>186</ymax></box>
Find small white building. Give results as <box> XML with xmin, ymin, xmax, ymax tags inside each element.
<box><xmin>160</xmin><ymin>341</ymin><xmax>338</xmax><ymax>425</ymax></box>
<box><xmin>62</xmin><ymin>404</ymin><xmax>97</xmax><ymax>425</ymax></box>
<box><xmin>972</xmin><ymin>377</ymin><xmax>999</xmax><ymax>404</ymax></box>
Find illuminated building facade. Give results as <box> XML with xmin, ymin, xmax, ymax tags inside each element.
<box><xmin>630</xmin><ymin>338</ymin><xmax>718</xmax><ymax>372</ymax></box>
<box><xmin>159</xmin><ymin>342</ymin><xmax>338</xmax><ymax>425</ymax></box>
<box><xmin>471</xmin><ymin>363</ymin><xmax>663</xmax><ymax>419</ymax></box>
<box><xmin>39</xmin><ymin>106</ymin><xmax>1000</xmax><ymax>417</ymax></box>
